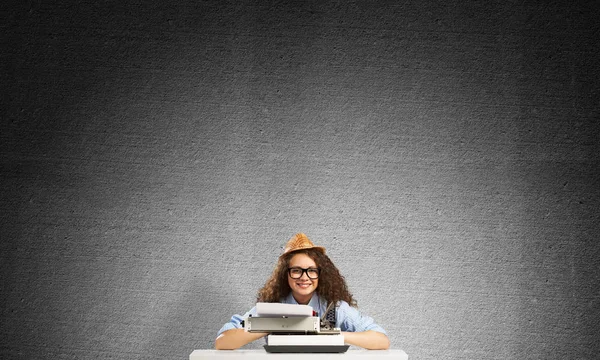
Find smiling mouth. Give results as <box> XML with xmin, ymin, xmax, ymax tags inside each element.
<box><xmin>296</xmin><ymin>283</ymin><xmax>312</xmax><ymax>288</ymax></box>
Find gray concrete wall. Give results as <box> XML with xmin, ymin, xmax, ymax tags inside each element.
<box><xmin>2</xmin><ymin>1</ymin><xmax>599</xmax><ymax>359</ymax></box>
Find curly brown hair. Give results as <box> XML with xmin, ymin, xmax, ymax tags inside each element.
<box><xmin>256</xmin><ymin>249</ymin><xmax>357</xmax><ymax>307</ymax></box>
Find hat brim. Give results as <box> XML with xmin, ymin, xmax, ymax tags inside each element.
<box><xmin>280</xmin><ymin>245</ymin><xmax>326</xmax><ymax>258</ymax></box>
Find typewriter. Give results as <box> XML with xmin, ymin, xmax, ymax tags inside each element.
<box><xmin>243</xmin><ymin>302</ymin><xmax>348</xmax><ymax>353</ymax></box>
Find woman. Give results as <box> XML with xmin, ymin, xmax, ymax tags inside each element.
<box><xmin>215</xmin><ymin>233</ymin><xmax>390</xmax><ymax>350</ymax></box>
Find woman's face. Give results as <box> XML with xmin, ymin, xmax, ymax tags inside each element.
<box><xmin>287</xmin><ymin>252</ymin><xmax>319</xmax><ymax>305</ymax></box>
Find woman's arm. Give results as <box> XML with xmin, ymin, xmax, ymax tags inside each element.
<box><xmin>214</xmin><ymin>329</ymin><xmax>268</xmax><ymax>350</ymax></box>
<box><xmin>342</xmin><ymin>330</ymin><xmax>390</xmax><ymax>350</ymax></box>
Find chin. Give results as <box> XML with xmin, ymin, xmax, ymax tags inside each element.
<box><xmin>295</xmin><ymin>289</ymin><xmax>315</xmax><ymax>297</ymax></box>
<box><xmin>298</xmin><ymin>289</ymin><xmax>314</xmax><ymax>295</ymax></box>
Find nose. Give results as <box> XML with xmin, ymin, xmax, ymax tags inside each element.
<box><xmin>300</xmin><ymin>270</ymin><xmax>310</xmax><ymax>280</ymax></box>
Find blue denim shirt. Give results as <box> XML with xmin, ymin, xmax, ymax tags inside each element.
<box><xmin>217</xmin><ymin>293</ymin><xmax>387</xmax><ymax>336</ymax></box>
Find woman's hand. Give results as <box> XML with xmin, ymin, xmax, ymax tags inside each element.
<box><xmin>342</xmin><ymin>330</ymin><xmax>390</xmax><ymax>350</ymax></box>
<box><xmin>214</xmin><ymin>329</ymin><xmax>268</xmax><ymax>350</ymax></box>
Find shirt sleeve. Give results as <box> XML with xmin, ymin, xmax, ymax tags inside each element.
<box><xmin>336</xmin><ymin>301</ymin><xmax>387</xmax><ymax>335</ymax></box>
<box><xmin>217</xmin><ymin>306</ymin><xmax>257</xmax><ymax>337</ymax></box>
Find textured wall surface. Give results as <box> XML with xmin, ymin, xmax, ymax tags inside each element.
<box><xmin>2</xmin><ymin>1</ymin><xmax>599</xmax><ymax>359</ymax></box>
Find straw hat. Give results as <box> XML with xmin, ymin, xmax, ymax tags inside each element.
<box><xmin>280</xmin><ymin>233</ymin><xmax>326</xmax><ymax>258</ymax></box>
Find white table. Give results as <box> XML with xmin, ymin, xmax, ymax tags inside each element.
<box><xmin>190</xmin><ymin>349</ymin><xmax>408</xmax><ymax>360</ymax></box>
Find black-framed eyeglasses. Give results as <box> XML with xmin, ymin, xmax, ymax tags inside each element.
<box><xmin>288</xmin><ymin>267</ymin><xmax>320</xmax><ymax>279</ymax></box>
